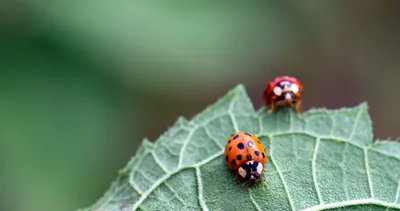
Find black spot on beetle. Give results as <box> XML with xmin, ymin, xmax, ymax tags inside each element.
<box><xmin>228</xmin><ymin>140</ymin><xmax>231</xmax><ymax>144</ymax></box>
<box><xmin>233</xmin><ymin>135</ymin><xmax>239</xmax><ymax>140</ymax></box>
<box><xmin>231</xmin><ymin>159</ymin><xmax>236</xmax><ymax>165</ymax></box>
<box><xmin>255</xmin><ymin>151</ymin><xmax>260</xmax><ymax>156</ymax></box>
<box><xmin>257</xmin><ymin>140</ymin><xmax>261</xmax><ymax>144</ymax></box>
<box><xmin>225</xmin><ymin>155</ymin><xmax>228</xmax><ymax>161</ymax></box>
<box><xmin>236</xmin><ymin>154</ymin><xmax>242</xmax><ymax>160</ymax></box>
<box><xmin>237</xmin><ymin>143</ymin><xmax>244</xmax><ymax>149</ymax></box>
<box><xmin>246</xmin><ymin>154</ymin><xmax>252</xmax><ymax>160</ymax></box>
<box><xmin>262</xmin><ymin>152</ymin><xmax>265</xmax><ymax>158</ymax></box>
<box><xmin>247</xmin><ymin>140</ymin><xmax>254</xmax><ymax>147</ymax></box>
<box><xmin>244</xmin><ymin>133</ymin><xmax>252</xmax><ymax>136</ymax></box>
<box><xmin>229</xmin><ymin>146</ymin><xmax>232</xmax><ymax>151</ymax></box>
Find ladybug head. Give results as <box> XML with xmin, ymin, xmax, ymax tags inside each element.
<box><xmin>273</xmin><ymin>81</ymin><xmax>300</xmax><ymax>96</ymax></box>
<box><xmin>238</xmin><ymin>160</ymin><xmax>264</xmax><ymax>181</ymax></box>
<box><xmin>272</xmin><ymin>80</ymin><xmax>300</xmax><ymax>103</ymax></box>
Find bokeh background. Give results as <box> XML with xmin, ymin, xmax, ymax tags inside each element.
<box><xmin>1</xmin><ymin>1</ymin><xmax>399</xmax><ymax>211</ymax></box>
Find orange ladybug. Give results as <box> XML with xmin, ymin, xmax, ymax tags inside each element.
<box><xmin>263</xmin><ymin>76</ymin><xmax>304</xmax><ymax>114</ymax></box>
<box><xmin>224</xmin><ymin>132</ymin><xmax>267</xmax><ymax>186</ymax></box>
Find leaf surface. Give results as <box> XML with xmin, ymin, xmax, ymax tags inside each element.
<box><xmin>83</xmin><ymin>85</ymin><xmax>400</xmax><ymax>211</ymax></box>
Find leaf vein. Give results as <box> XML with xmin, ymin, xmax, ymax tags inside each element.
<box><xmin>300</xmin><ymin>199</ymin><xmax>400</xmax><ymax>211</ymax></box>
<box><xmin>196</xmin><ymin>167</ymin><xmax>209</xmax><ymax>211</ymax></box>
<box><xmin>364</xmin><ymin>149</ymin><xmax>375</xmax><ymax>199</ymax></box>
<box><xmin>164</xmin><ymin>182</ymin><xmax>187</xmax><ymax>206</ymax></box>
<box><xmin>151</xmin><ymin>152</ymin><xmax>169</xmax><ymax>174</ymax></box>
<box><xmin>394</xmin><ymin>179</ymin><xmax>400</xmax><ymax>204</ymax></box>
<box><xmin>312</xmin><ymin>138</ymin><xmax>323</xmax><ymax>204</ymax></box>
<box><xmin>267</xmin><ymin>131</ymin><xmax>365</xmax><ymax>150</ymax></box>
<box><xmin>348</xmin><ymin>107</ymin><xmax>363</xmax><ymax>141</ymax></box>
<box><xmin>269</xmin><ymin>137</ymin><xmax>295</xmax><ymax>211</ymax></box>
<box><xmin>204</xmin><ymin>127</ymin><xmax>224</xmax><ymax>150</ymax></box>
<box><xmin>129</xmin><ymin>164</ymin><xmax>146</xmax><ymax>195</ymax></box>
<box><xmin>95</xmin><ymin>183</ymin><xmax>133</xmax><ymax>211</ymax></box>
<box><xmin>160</xmin><ymin>142</ymin><xmax>181</xmax><ymax>157</ymax></box>
<box><xmin>178</xmin><ymin>113</ymin><xmax>229</xmax><ymax>168</ymax></box>
<box><xmin>249</xmin><ymin>189</ymin><xmax>262</xmax><ymax>211</ymax></box>
<box><xmin>328</xmin><ymin>112</ymin><xmax>336</xmax><ymax>136</ymax></box>
<box><xmin>258</xmin><ymin>115</ymin><xmax>264</xmax><ymax>134</ymax></box>
<box><xmin>342</xmin><ymin>142</ymin><xmax>350</xmax><ymax>200</ymax></box>
<box><xmin>131</xmin><ymin>151</ymin><xmax>223</xmax><ymax>210</ymax></box>
<box><xmin>367</xmin><ymin>147</ymin><xmax>400</xmax><ymax>161</ymax></box>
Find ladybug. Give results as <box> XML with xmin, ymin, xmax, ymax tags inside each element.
<box><xmin>263</xmin><ymin>76</ymin><xmax>303</xmax><ymax>114</ymax></box>
<box><xmin>224</xmin><ymin>132</ymin><xmax>267</xmax><ymax>186</ymax></box>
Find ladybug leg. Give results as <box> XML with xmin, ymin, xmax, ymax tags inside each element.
<box><xmin>266</xmin><ymin>96</ymin><xmax>278</xmax><ymax>114</ymax></box>
<box><xmin>294</xmin><ymin>99</ymin><xmax>302</xmax><ymax>113</ymax></box>
<box><xmin>235</xmin><ymin>172</ymin><xmax>242</xmax><ymax>184</ymax></box>
<box><xmin>247</xmin><ymin>182</ymin><xmax>252</xmax><ymax>188</ymax></box>
<box><xmin>231</xmin><ymin>176</ymin><xmax>241</xmax><ymax>184</ymax></box>
<box><xmin>242</xmin><ymin>180</ymin><xmax>251</xmax><ymax>187</ymax></box>
<box><xmin>289</xmin><ymin>101</ymin><xmax>296</xmax><ymax>109</ymax></box>
<box><xmin>266</xmin><ymin>106</ymin><xmax>275</xmax><ymax>114</ymax></box>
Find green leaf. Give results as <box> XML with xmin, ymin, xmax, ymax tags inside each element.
<box><xmin>82</xmin><ymin>85</ymin><xmax>400</xmax><ymax>211</ymax></box>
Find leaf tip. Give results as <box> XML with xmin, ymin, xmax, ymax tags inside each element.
<box><xmin>233</xmin><ymin>83</ymin><xmax>246</xmax><ymax>93</ymax></box>
<box><xmin>118</xmin><ymin>167</ymin><xmax>130</xmax><ymax>178</ymax></box>
<box><xmin>175</xmin><ymin>116</ymin><xmax>189</xmax><ymax>126</ymax></box>
<box><xmin>355</xmin><ymin>101</ymin><xmax>369</xmax><ymax>112</ymax></box>
<box><xmin>130</xmin><ymin>138</ymin><xmax>153</xmax><ymax>161</ymax></box>
<box><xmin>338</xmin><ymin>101</ymin><xmax>369</xmax><ymax>113</ymax></box>
<box><xmin>142</xmin><ymin>138</ymin><xmax>153</xmax><ymax>147</ymax></box>
<box><xmin>224</xmin><ymin>84</ymin><xmax>247</xmax><ymax>101</ymax></box>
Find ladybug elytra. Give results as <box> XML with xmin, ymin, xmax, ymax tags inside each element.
<box><xmin>224</xmin><ymin>132</ymin><xmax>267</xmax><ymax>186</ymax></box>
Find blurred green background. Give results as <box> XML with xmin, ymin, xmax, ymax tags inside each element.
<box><xmin>1</xmin><ymin>1</ymin><xmax>399</xmax><ymax>211</ymax></box>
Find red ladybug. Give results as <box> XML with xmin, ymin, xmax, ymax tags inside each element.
<box><xmin>263</xmin><ymin>76</ymin><xmax>303</xmax><ymax>114</ymax></box>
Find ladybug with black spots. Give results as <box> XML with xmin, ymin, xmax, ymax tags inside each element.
<box><xmin>224</xmin><ymin>132</ymin><xmax>267</xmax><ymax>186</ymax></box>
<box><xmin>263</xmin><ymin>76</ymin><xmax>303</xmax><ymax>114</ymax></box>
